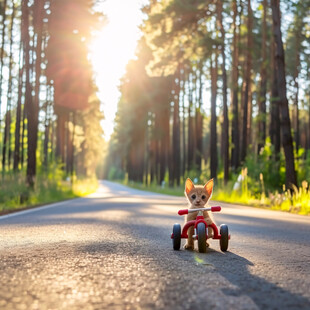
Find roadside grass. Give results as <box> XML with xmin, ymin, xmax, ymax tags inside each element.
<box><xmin>124</xmin><ymin>180</ymin><xmax>184</xmax><ymax>197</ymax></box>
<box><xmin>118</xmin><ymin>179</ymin><xmax>310</xmax><ymax>216</ymax></box>
<box><xmin>0</xmin><ymin>172</ymin><xmax>98</xmax><ymax>215</ymax></box>
<box><xmin>268</xmin><ymin>182</ymin><xmax>310</xmax><ymax>215</ymax></box>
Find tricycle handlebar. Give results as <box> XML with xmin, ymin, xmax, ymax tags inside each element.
<box><xmin>178</xmin><ymin>209</ymin><xmax>188</xmax><ymax>215</ymax></box>
<box><xmin>178</xmin><ymin>206</ymin><xmax>221</xmax><ymax>216</ymax></box>
<box><xmin>211</xmin><ymin>206</ymin><xmax>221</xmax><ymax>212</ymax></box>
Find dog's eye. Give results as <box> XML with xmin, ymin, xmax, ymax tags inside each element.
<box><xmin>202</xmin><ymin>195</ymin><xmax>206</xmax><ymax>200</ymax></box>
<box><xmin>191</xmin><ymin>194</ymin><xmax>196</xmax><ymax>200</ymax></box>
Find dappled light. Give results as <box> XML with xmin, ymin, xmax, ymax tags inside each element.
<box><xmin>0</xmin><ymin>0</ymin><xmax>308</xmax><ymax>213</ymax></box>
<box><xmin>1</xmin><ymin>181</ymin><xmax>310</xmax><ymax>309</ymax></box>
<box><xmin>0</xmin><ymin>1</ymin><xmax>309</xmax><ymax>308</ymax></box>
<box><xmin>104</xmin><ymin>0</ymin><xmax>310</xmax><ymax>214</ymax></box>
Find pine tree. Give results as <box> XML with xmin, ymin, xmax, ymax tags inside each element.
<box><xmin>271</xmin><ymin>0</ymin><xmax>297</xmax><ymax>188</ymax></box>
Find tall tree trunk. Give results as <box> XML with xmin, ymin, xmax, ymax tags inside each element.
<box><xmin>231</xmin><ymin>0</ymin><xmax>240</xmax><ymax>170</ymax></box>
<box><xmin>2</xmin><ymin>2</ymin><xmax>15</xmax><ymax>172</ymax></box>
<box><xmin>0</xmin><ymin>0</ymin><xmax>7</xmax><ymax>138</ymax></box>
<box><xmin>43</xmin><ymin>120</ymin><xmax>50</xmax><ymax>169</ymax></box>
<box><xmin>153</xmin><ymin>108</ymin><xmax>159</xmax><ymax>183</ymax></box>
<box><xmin>292</xmin><ymin>3</ymin><xmax>306</xmax><ymax>154</ymax></box>
<box><xmin>2</xmin><ymin>113</ymin><xmax>10</xmax><ymax>173</ymax></box>
<box><xmin>21</xmin><ymin>104</ymin><xmax>26</xmax><ymax>169</ymax></box>
<box><xmin>195</xmin><ymin>63</ymin><xmax>203</xmax><ymax>170</ymax></box>
<box><xmin>307</xmin><ymin>60</ymin><xmax>310</xmax><ymax>154</ymax></box>
<box><xmin>271</xmin><ymin>0</ymin><xmax>297</xmax><ymax>188</ymax></box>
<box><xmin>181</xmin><ymin>68</ymin><xmax>186</xmax><ymax>177</ymax></box>
<box><xmin>55</xmin><ymin>108</ymin><xmax>66</xmax><ymax>164</ymax></box>
<box><xmin>292</xmin><ymin>27</ymin><xmax>303</xmax><ymax>154</ymax></box>
<box><xmin>152</xmin><ymin>113</ymin><xmax>159</xmax><ymax>183</ymax></box>
<box><xmin>151</xmin><ymin>77</ymin><xmax>171</xmax><ymax>185</ymax></box>
<box><xmin>66</xmin><ymin>114</ymin><xmax>72</xmax><ymax>175</ymax></box>
<box><xmin>43</xmin><ymin>81</ymin><xmax>52</xmax><ymax>170</ymax></box>
<box><xmin>308</xmin><ymin>95</ymin><xmax>310</xmax><ymax>153</ymax></box>
<box><xmin>257</xmin><ymin>0</ymin><xmax>268</xmax><ymax>154</ymax></box>
<box><xmin>160</xmin><ymin>106</ymin><xmax>170</xmax><ymax>184</ymax></box>
<box><xmin>6</xmin><ymin>2</ymin><xmax>16</xmax><ymax>170</ymax></box>
<box><xmin>187</xmin><ymin>73</ymin><xmax>194</xmax><ymax>170</ymax></box>
<box><xmin>149</xmin><ymin>134</ymin><xmax>155</xmax><ymax>184</ymax></box>
<box><xmin>26</xmin><ymin>0</ymin><xmax>45</xmax><ymax>187</ymax></box>
<box><xmin>22</xmin><ymin>0</ymin><xmax>33</xmax><ymax>185</ymax></box>
<box><xmin>210</xmin><ymin>53</ymin><xmax>218</xmax><ymax>179</ymax></box>
<box><xmin>217</xmin><ymin>0</ymin><xmax>229</xmax><ymax>184</ymax></box>
<box><xmin>269</xmin><ymin>26</ymin><xmax>281</xmax><ymax>158</ymax></box>
<box><xmin>14</xmin><ymin>42</ymin><xmax>24</xmax><ymax>171</ymax></box>
<box><xmin>192</xmin><ymin>68</ymin><xmax>197</xmax><ymax>167</ymax></box>
<box><xmin>172</xmin><ymin>69</ymin><xmax>181</xmax><ymax>186</ymax></box>
<box><xmin>247</xmin><ymin>82</ymin><xmax>253</xmax><ymax>149</ymax></box>
<box><xmin>241</xmin><ymin>0</ymin><xmax>253</xmax><ymax>163</ymax></box>
<box><xmin>293</xmin><ymin>76</ymin><xmax>300</xmax><ymax>154</ymax></box>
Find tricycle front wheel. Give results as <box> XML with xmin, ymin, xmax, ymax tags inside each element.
<box><xmin>172</xmin><ymin>223</ymin><xmax>181</xmax><ymax>250</ymax></box>
<box><xmin>220</xmin><ymin>224</ymin><xmax>229</xmax><ymax>252</ymax></box>
<box><xmin>197</xmin><ymin>222</ymin><xmax>207</xmax><ymax>253</ymax></box>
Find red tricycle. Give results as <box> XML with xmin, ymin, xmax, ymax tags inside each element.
<box><xmin>171</xmin><ymin>206</ymin><xmax>230</xmax><ymax>253</ymax></box>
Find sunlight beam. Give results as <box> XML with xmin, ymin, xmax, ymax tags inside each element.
<box><xmin>89</xmin><ymin>0</ymin><xmax>147</xmax><ymax>140</ymax></box>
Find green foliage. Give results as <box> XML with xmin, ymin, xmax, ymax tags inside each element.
<box><xmin>78</xmin><ymin>93</ymin><xmax>105</xmax><ymax>177</ymax></box>
<box><xmin>119</xmin><ymin>163</ymin><xmax>310</xmax><ymax>215</ymax></box>
<box><xmin>143</xmin><ymin>0</ymin><xmax>216</xmax><ymax>76</ymax></box>
<box><xmin>186</xmin><ymin>167</ymin><xmax>203</xmax><ymax>183</ymax></box>
<box><xmin>0</xmin><ymin>174</ymin><xmax>28</xmax><ymax>209</ymax></box>
<box><xmin>213</xmin><ymin>186</ymin><xmax>257</xmax><ymax>206</ymax></box>
<box><xmin>211</xmin><ymin>141</ymin><xmax>310</xmax><ymax>214</ymax></box>
<box><xmin>107</xmin><ymin>165</ymin><xmax>125</xmax><ymax>181</ymax></box>
<box><xmin>269</xmin><ymin>182</ymin><xmax>310</xmax><ymax>215</ymax></box>
<box><xmin>290</xmin><ymin>183</ymin><xmax>310</xmax><ymax>215</ymax></box>
<box><xmin>296</xmin><ymin>150</ymin><xmax>310</xmax><ymax>184</ymax></box>
<box><xmin>105</xmin><ymin>0</ymin><xmax>310</xmax><ymax>218</ymax></box>
<box><xmin>0</xmin><ymin>166</ymin><xmax>98</xmax><ymax>214</ymax></box>
<box><xmin>244</xmin><ymin>139</ymin><xmax>286</xmax><ymax>194</ymax></box>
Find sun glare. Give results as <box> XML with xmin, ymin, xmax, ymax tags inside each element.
<box><xmin>89</xmin><ymin>1</ymin><xmax>146</xmax><ymax>140</ymax></box>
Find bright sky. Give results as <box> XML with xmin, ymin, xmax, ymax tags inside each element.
<box><xmin>89</xmin><ymin>0</ymin><xmax>147</xmax><ymax>140</ymax></box>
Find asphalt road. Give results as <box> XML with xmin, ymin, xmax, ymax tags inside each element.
<box><xmin>0</xmin><ymin>180</ymin><xmax>310</xmax><ymax>310</ymax></box>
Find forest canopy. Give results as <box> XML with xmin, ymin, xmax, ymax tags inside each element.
<box><xmin>0</xmin><ymin>0</ymin><xmax>309</xmax><ymax>214</ymax></box>
<box><xmin>105</xmin><ymin>0</ymin><xmax>310</xmax><ymax>212</ymax></box>
<box><xmin>0</xmin><ymin>0</ymin><xmax>105</xmax><ymax>191</ymax></box>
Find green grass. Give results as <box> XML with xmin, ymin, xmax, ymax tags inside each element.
<box><xmin>212</xmin><ymin>189</ymin><xmax>261</xmax><ymax>206</ymax></box>
<box><xmin>0</xmin><ymin>172</ymin><xmax>98</xmax><ymax>215</ymax></box>
<box><xmin>118</xmin><ymin>179</ymin><xmax>310</xmax><ymax>216</ymax></box>
<box><xmin>268</xmin><ymin>182</ymin><xmax>310</xmax><ymax>215</ymax></box>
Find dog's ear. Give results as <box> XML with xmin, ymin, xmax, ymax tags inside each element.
<box><xmin>185</xmin><ymin>178</ymin><xmax>195</xmax><ymax>194</ymax></box>
<box><xmin>204</xmin><ymin>179</ymin><xmax>214</xmax><ymax>197</ymax></box>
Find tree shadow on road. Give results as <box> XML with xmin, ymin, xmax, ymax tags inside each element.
<box><xmin>77</xmin><ymin>224</ymin><xmax>310</xmax><ymax>310</ymax></box>
<box><xmin>2</xmin><ymin>184</ymin><xmax>310</xmax><ymax>310</ymax></box>
<box><xmin>217</xmin><ymin>212</ymin><xmax>310</xmax><ymax>246</ymax></box>
<box><xmin>193</xmin><ymin>249</ymin><xmax>310</xmax><ymax>309</ymax></box>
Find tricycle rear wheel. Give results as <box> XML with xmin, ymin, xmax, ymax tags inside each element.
<box><xmin>220</xmin><ymin>224</ymin><xmax>229</xmax><ymax>252</ymax></box>
<box><xmin>172</xmin><ymin>223</ymin><xmax>181</xmax><ymax>250</ymax></box>
<box><xmin>197</xmin><ymin>222</ymin><xmax>207</xmax><ymax>253</ymax></box>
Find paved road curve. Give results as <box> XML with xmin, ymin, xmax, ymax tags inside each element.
<box><xmin>0</xmin><ymin>181</ymin><xmax>310</xmax><ymax>310</ymax></box>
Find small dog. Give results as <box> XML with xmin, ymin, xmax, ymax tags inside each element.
<box><xmin>183</xmin><ymin>178</ymin><xmax>214</xmax><ymax>250</ymax></box>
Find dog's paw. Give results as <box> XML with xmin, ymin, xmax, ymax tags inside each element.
<box><xmin>184</xmin><ymin>243</ymin><xmax>194</xmax><ymax>250</ymax></box>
